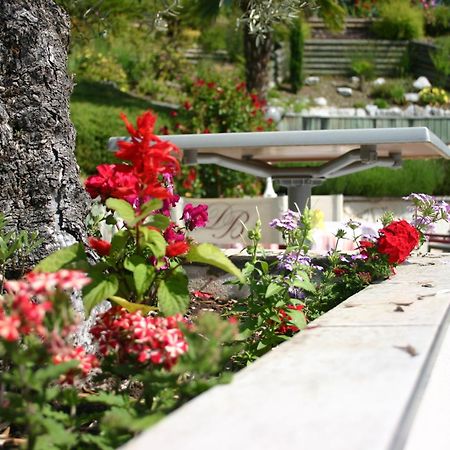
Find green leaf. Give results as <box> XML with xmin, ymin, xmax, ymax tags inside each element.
<box><xmin>110</xmin><ymin>229</ymin><xmax>129</xmax><ymax>256</ymax></box>
<box><xmin>293</xmin><ymin>278</ymin><xmax>316</xmax><ymax>293</ymax></box>
<box><xmin>140</xmin><ymin>227</ymin><xmax>166</xmax><ymax>258</ymax></box>
<box><xmin>82</xmin><ymin>274</ymin><xmax>119</xmax><ymax>315</ymax></box>
<box><xmin>106</xmin><ymin>198</ymin><xmax>136</xmax><ymax>224</ymax></box>
<box><xmin>144</xmin><ymin>213</ymin><xmax>170</xmax><ymax>230</ymax></box>
<box><xmin>287</xmin><ymin>308</ymin><xmax>308</xmax><ymax>331</ymax></box>
<box><xmin>186</xmin><ymin>243</ymin><xmax>244</xmax><ymax>283</ymax></box>
<box><xmin>84</xmin><ymin>392</ymin><xmax>129</xmax><ymax>408</ymax></box>
<box><xmin>110</xmin><ymin>296</ymin><xmax>157</xmax><ymax>314</ymax></box>
<box><xmin>133</xmin><ymin>264</ymin><xmax>155</xmax><ymax>299</ymax></box>
<box><xmin>133</xmin><ymin>198</ymin><xmax>163</xmax><ymax>223</ymax></box>
<box><xmin>34</xmin><ymin>243</ymin><xmax>87</xmax><ymax>272</ymax></box>
<box><xmin>124</xmin><ymin>255</ymin><xmax>147</xmax><ymax>271</ymax></box>
<box><xmin>265</xmin><ymin>282</ymin><xmax>284</xmax><ymax>298</ymax></box>
<box><xmin>157</xmin><ymin>268</ymin><xmax>190</xmax><ymax>316</ymax></box>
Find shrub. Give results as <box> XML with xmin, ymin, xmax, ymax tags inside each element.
<box><xmin>289</xmin><ymin>18</ymin><xmax>305</xmax><ymax>93</ymax></box>
<box><xmin>372</xmin><ymin>0</ymin><xmax>424</xmax><ymax>40</ymax></box>
<box><xmin>373</xmin><ymin>98</ymin><xmax>389</xmax><ymax>108</ymax></box>
<box><xmin>161</xmin><ymin>75</ymin><xmax>275</xmax><ymax>198</ymax></box>
<box><xmin>71</xmin><ymin>49</ymin><xmax>129</xmax><ymax>92</ymax></box>
<box><xmin>70</xmin><ymin>81</ymin><xmax>173</xmax><ymax>176</ymax></box>
<box><xmin>313</xmin><ymin>160</ymin><xmax>445</xmax><ymax>197</ymax></box>
<box><xmin>370</xmin><ymin>81</ymin><xmax>407</xmax><ymax>105</ymax></box>
<box><xmin>430</xmin><ymin>36</ymin><xmax>450</xmax><ymax>87</ymax></box>
<box><xmin>425</xmin><ymin>5</ymin><xmax>450</xmax><ymax>36</ymax></box>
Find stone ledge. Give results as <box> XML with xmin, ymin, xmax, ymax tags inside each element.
<box><xmin>121</xmin><ymin>254</ymin><xmax>450</xmax><ymax>450</ymax></box>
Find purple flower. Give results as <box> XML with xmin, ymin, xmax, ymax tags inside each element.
<box><xmin>182</xmin><ymin>204</ymin><xmax>208</xmax><ymax>231</ymax></box>
<box><xmin>277</xmin><ymin>251</ymin><xmax>311</xmax><ymax>272</ymax></box>
<box><xmin>269</xmin><ymin>210</ymin><xmax>300</xmax><ymax>232</ymax></box>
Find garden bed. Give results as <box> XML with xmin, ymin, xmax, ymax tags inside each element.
<box><xmin>121</xmin><ymin>253</ymin><xmax>450</xmax><ymax>450</ymax></box>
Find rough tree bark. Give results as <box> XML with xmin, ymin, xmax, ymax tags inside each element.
<box><xmin>0</xmin><ymin>0</ymin><xmax>89</xmax><ymax>274</ymax></box>
<box><xmin>240</xmin><ymin>1</ymin><xmax>273</xmax><ymax>98</ymax></box>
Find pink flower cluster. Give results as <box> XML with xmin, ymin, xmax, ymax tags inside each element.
<box><xmin>52</xmin><ymin>344</ymin><xmax>99</xmax><ymax>384</ymax></box>
<box><xmin>0</xmin><ymin>271</ymin><xmax>90</xmax><ymax>342</ymax></box>
<box><xmin>5</xmin><ymin>270</ymin><xmax>91</xmax><ymax>298</ymax></box>
<box><xmin>90</xmin><ymin>306</ymin><xmax>189</xmax><ymax>370</ymax></box>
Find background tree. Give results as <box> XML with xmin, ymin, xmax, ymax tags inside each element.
<box><xmin>183</xmin><ymin>0</ymin><xmax>345</xmax><ymax>97</ymax></box>
<box><xmin>0</xmin><ymin>0</ymin><xmax>89</xmax><ymax>273</ymax></box>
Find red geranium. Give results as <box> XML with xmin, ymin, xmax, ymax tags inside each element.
<box><xmin>166</xmin><ymin>241</ymin><xmax>190</xmax><ymax>257</ymax></box>
<box><xmin>88</xmin><ymin>237</ymin><xmax>112</xmax><ymax>257</ymax></box>
<box><xmin>377</xmin><ymin>220</ymin><xmax>420</xmax><ymax>264</ymax></box>
<box><xmin>277</xmin><ymin>304</ymin><xmax>305</xmax><ymax>334</ymax></box>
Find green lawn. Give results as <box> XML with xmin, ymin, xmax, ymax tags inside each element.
<box><xmin>71</xmin><ymin>80</ymin><xmax>173</xmax><ymax>175</ymax></box>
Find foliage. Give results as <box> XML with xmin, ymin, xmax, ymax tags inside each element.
<box><xmin>71</xmin><ymin>48</ymin><xmax>129</xmax><ymax>91</ymax></box>
<box><xmin>289</xmin><ymin>17</ymin><xmax>305</xmax><ymax>93</ymax></box>
<box><xmin>372</xmin><ymin>0</ymin><xmax>424</xmax><ymax>40</ymax></box>
<box><xmin>161</xmin><ymin>75</ymin><xmax>275</xmax><ymax>197</ymax></box>
<box><xmin>1</xmin><ymin>111</ymin><xmax>244</xmax><ymax>448</ymax></box>
<box><xmin>370</xmin><ymin>80</ymin><xmax>407</xmax><ymax>105</ymax></box>
<box><xmin>430</xmin><ymin>36</ymin><xmax>450</xmax><ymax>87</ymax></box>
<box><xmin>313</xmin><ymin>160</ymin><xmax>445</xmax><ymax>197</ymax></box>
<box><xmin>230</xmin><ymin>193</ymin><xmax>447</xmax><ymax>366</ymax></box>
<box><xmin>424</xmin><ymin>4</ymin><xmax>450</xmax><ymax>36</ymax></box>
<box><xmin>70</xmin><ymin>81</ymin><xmax>173</xmax><ymax>176</ymax></box>
<box><xmin>419</xmin><ymin>86</ymin><xmax>449</xmax><ymax>106</ymax></box>
<box><xmin>0</xmin><ymin>214</ymin><xmax>41</xmax><ymax>286</ymax></box>
<box><xmin>39</xmin><ymin>111</ymin><xmax>243</xmax><ymax>315</ymax></box>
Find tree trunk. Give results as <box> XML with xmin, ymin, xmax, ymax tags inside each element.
<box><xmin>0</xmin><ymin>0</ymin><xmax>89</xmax><ymax>275</ymax></box>
<box><xmin>241</xmin><ymin>15</ymin><xmax>273</xmax><ymax>98</ymax></box>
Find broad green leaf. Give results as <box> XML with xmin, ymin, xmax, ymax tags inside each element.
<box><xmin>106</xmin><ymin>198</ymin><xmax>136</xmax><ymax>224</ymax></box>
<box><xmin>34</xmin><ymin>243</ymin><xmax>87</xmax><ymax>272</ymax></box>
<box><xmin>140</xmin><ymin>227</ymin><xmax>166</xmax><ymax>258</ymax></box>
<box><xmin>287</xmin><ymin>308</ymin><xmax>308</xmax><ymax>331</ymax></box>
<box><xmin>186</xmin><ymin>243</ymin><xmax>244</xmax><ymax>283</ymax></box>
<box><xmin>293</xmin><ymin>278</ymin><xmax>316</xmax><ymax>293</ymax></box>
<box><xmin>82</xmin><ymin>274</ymin><xmax>119</xmax><ymax>315</ymax></box>
<box><xmin>265</xmin><ymin>282</ymin><xmax>284</xmax><ymax>298</ymax></box>
<box><xmin>109</xmin><ymin>296</ymin><xmax>157</xmax><ymax>314</ymax></box>
<box><xmin>157</xmin><ymin>268</ymin><xmax>190</xmax><ymax>316</ymax></box>
<box><xmin>144</xmin><ymin>213</ymin><xmax>170</xmax><ymax>230</ymax></box>
<box><xmin>133</xmin><ymin>264</ymin><xmax>155</xmax><ymax>299</ymax></box>
<box><xmin>124</xmin><ymin>254</ymin><xmax>147</xmax><ymax>271</ymax></box>
<box><xmin>259</xmin><ymin>260</ymin><xmax>269</xmax><ymax>274</ymax></box>
<box><xmin>110</xmin><ymin>230</ymin><xmax>129</xmax><ymax>256</ymax></box>
<box><xmin>133</xmin><ymin>198</ymin><xmax>163</xmax><ymax>223</ymax></box>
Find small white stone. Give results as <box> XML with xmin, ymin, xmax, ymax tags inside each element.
<box><xmin>384</xmin><ymin>106</ymin><xmax>402</xmax><ymax>115</ymax></box>
<box><xmin>404</xmin><ymin>92</ymin><xmax>420</xmax><ymax>103</ymax></box>
<box><xmin>365</xmin><ymin>104</ymin><xmax>379</xmax><ymax>116</ymax></box>
<box><xmin>373</xmin><ymin>77</ymin><xmax>386</xmax><ymax>86</ymax></box>
<box><xmin>265</xmin><ymin>106</ymin><xmax>283</xmax><ymax>123</ymax></box>
<box><xmin>313</xmin><ymin>97</ymin><xmax>328</xmax><ymax>106</ymax></box>
<box><xmin>355</xmin><ymin>108</ymin><xmax>367</xmax><ymax>117</ymax></box>
<box><xmin>304</xmin><ymin>76</ymin><xmax>320</xmax><ymax>86</ymax></box>
<box><xmin>337</xmin><ymin>87</ymin><xmax>352</xmax><ymax>97</ymax></box>
<box><xmin>413</xmin><ymin>76</ymin><xmax>431</xmax><ymax>91</ymax></box>
<box><xmin>350</xmin><ymin>76</ymin><xmax>360</xmax><ymax>85</ymax></box>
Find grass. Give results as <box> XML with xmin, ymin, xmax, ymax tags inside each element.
<box><xmin>71</xmin><ymin>80</ymin><xmax>173</xmax><ymax>175</ymax></box>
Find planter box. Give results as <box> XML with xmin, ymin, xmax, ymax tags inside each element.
<box><xmin>121</xmin><ymin>254</ymin><xmax>450</xmax><ymax>450</ymax></box>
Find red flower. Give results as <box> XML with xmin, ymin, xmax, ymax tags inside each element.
<box><xmin>170</xmin><ymin>111</ymin><xmax>178</xmax><ymax>117</ymax></box>
<box><xmin>183</xmin><ymin>101</ymin><xmax>192</xmax><ymax>111</ymax></box>
<box><xmin>84</xmin><ymin>164</ymin><xmax>140</xmax><ymax>204</ymax></box>
<box><xmin>89</xmin><ymin>237</ymin><xmax>111</xmax><ymax>257</ymax></box>
<box><xmin>377</xmin><ymin>220</ymin><xmax>420</xmax><ymax>264</ymax></box>
<box><xmin>277</xmin><ymin>304</ymin><xmax>305</xmax><ymax>334</ymax></box>
<box><xmin>166</xmin><ymin>241</ymin><xmax>190</xmax><ymax>257</ymax></box>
